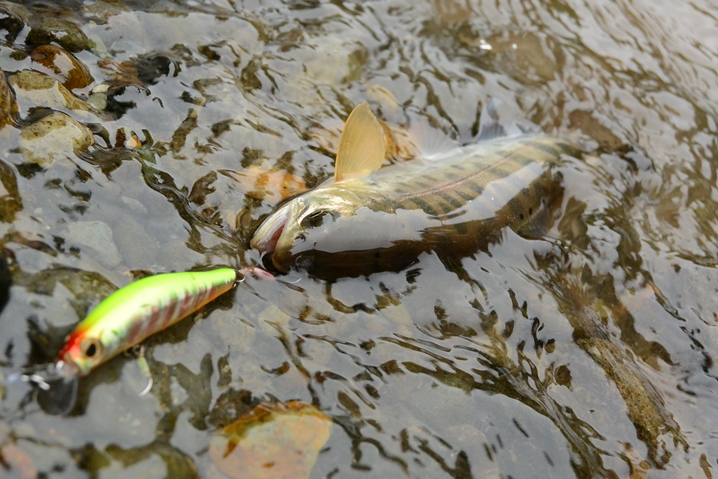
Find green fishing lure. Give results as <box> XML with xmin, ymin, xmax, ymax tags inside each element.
<box><xmin>57</xmin><ymin>268</ymin><xmax>239</xmax><ymax>376</ymax></box>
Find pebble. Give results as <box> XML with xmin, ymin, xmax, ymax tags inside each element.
<box><xmin>26</xmin><ymin>16</ymin><xmax>94</xmax><ymax>52</ymax></box>
<box><xmin>0</xmin><ymin>1</ymin><xmax>30</xmax><ymax>42</ymax></box>
<box><xmin>0</xmin><ymin>70</ymin><xmax>17</xmax><ymax>129</ymax></box>
<box><xmin>9</xmin><ymin>70</ymin><xmax>98</xmax><ymax>120</ymax></box>
<box><xmin>19</xmin><ymin>112</ymin><xmax>94</xmax><ymax>167</ymax></box>
<box><xmin>31</xmin><ymin>44</ymin><xmax>94</xmax><ymax>90</ymax></box>
<box><xmin>210</xmin><ymin>401</ymin><xmax>331</xmax><ymax>479</ymax></box>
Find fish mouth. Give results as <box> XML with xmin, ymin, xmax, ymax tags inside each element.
<box><xmin>251</xmin><ymin>207</ymin><xmax>290</xmax><ymax>270</ymax></box>
<box><xmin>258</xmin><ymin>222</ymin><xmax>284</xmax><ymax>258</ymax></box>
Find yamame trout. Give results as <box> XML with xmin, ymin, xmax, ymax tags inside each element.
<box><xmin>251</xmin><ymin>103</ymin><xmax>576</xmax><ymax>279</ymax></box>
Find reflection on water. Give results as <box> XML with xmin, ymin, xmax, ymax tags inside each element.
<box><xmin>1</xmin><ymin>0</ymin><xmax>718</xmax><ymax>477</ymax></box>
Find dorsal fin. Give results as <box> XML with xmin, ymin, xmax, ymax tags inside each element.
<box><xmin>334</xmin><ymin>103</ymin><xmax>386</xmax><ymax>182</ymax></box>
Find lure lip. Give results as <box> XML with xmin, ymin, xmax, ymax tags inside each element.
<box><xmin>7</xmin><ymin>360</ymin><xmax>81</xmax><ymax>415</ymax></box>
<box><xmin>36</xmin><ymin>359</ymin><xmax>80</xmax><ymax>415</ymax></box>
<box><xmin>50</xmin><ymin>359</ymin><xmax>82</xmax><ymax>382</ymax></box>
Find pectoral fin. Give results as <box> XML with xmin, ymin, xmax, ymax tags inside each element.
<box><xmin>516</xmin><ymin>199</ymin><xmax>551</xmax><ymax>238</ymax></box>
<box><xmin>334</xmin><ymin>103</ymin><xmax>387</xmax><ymax>182</ymax></box>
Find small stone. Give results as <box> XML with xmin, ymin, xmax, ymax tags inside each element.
<box><xmin>9</xmin><ymin>70</ymin><xmax>98</xmax><ymax>119</ymax></box>
<box><xmin>86</xmin><ymin>91</ymin><xmax>107</xmax><ymax>111</ymax></box>
<box><xmin>0</xmin><ymin>163</ymin><xmax>19</xmax><ymax>225</ymax></box>
<box><xmin>0</xmin><ymin>443</ymin><xmax>37</xmax><ymax>479</ymax></box>
<box><xmin>113</xmin><ymin>216</ymin><xmax>160</xmax><ymax>267</ymax></box>
<box><xmin>26</xmin><ymin>16</ymin><xmax>94</xmax><ymax>53</ymax></box>
<box><xmin>19</xmin><ymin>112</ymin><xmax>94</xmax><ymax>167</ymax></box>
<box><xmin>81</xmin><ymin>0</ymin><xmax>131</xmax><ymax>24</ymax></box>
<box><xmin>0</xmin><ymin>70</ymin><xmax>17</xmax><ymax>130</ymax></box>
<box><xmin>120</xmin><ymin>196</ymin><xmax>147</xmax><ymax>214</ymax></box>
<box><xmin>0</xmin><ymin>1</ymin><xmax>30</xmax><ymax>42</ymax></box>
<box><xmin>31</xmin><ymin>44</ymin><xmax>94</xmax><ymax>90</ymax></box>
<box><xmin>230</xmin><ymin>162</ymin><xmax>306</xmax><ymax>204</ymax></box>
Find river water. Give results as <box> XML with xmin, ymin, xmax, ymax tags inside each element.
<box><xmin>1</xmin><ymin>0</ymin><xmax>718</xmax><ymax>477</ymax></box>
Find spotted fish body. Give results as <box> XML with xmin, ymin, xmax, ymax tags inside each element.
<box><xmin>57</xmin><ymin>268</ymin><xmax>237</xmax><ymax>376</ymax></box>
<box><xmin>366</xmin><ymin>134</ymin><xmax>572</xmax><ymax>247</ymax></box>
<box><xmin>251</xmin><ymin>104</ymin><xmax>577</xmax><ymax>279</ymax></box>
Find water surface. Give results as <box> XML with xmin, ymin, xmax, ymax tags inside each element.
<box><xmin>1</xmin><ymin>0</ymin><xmax>718</xmax><ymax>477</ymax></box>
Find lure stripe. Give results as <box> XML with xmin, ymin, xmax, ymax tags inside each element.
<box><xmin>151</xmin><ymin>300</ymin><xmax>169</xmax><ymax>333</ymax></box>
<box><xmin>181</xmin><ymin>291</ymin><xmax>194</xmax><ymax>313</ymax></box>
<box><xmin>144</xmin><ymin>305</ymin><xmax>157</xmax><ymax>334</ymax></box>
<box><xmin>128</xmin><ymin>312</ymin><xmax>145</xmax><ymax>345</ymax></box>
<box><xmin>159</xmin><ymin>298</ymin><xmax>175</xmax><ymax>330</ymax></box>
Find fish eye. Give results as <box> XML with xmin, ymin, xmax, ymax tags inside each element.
<box><xmin>300</xmin><ymin>209</ymin><xmax>333</xmax><ymax>228</ymax></box>
<box><xmin>81</xmin><ymin>338</ymin><xmax>103</xmax><ymax>360</ymax></box>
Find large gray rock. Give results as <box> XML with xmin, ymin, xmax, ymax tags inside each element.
<box><xmin>65</xmin><ymin>220</ymin><xmax>122</xmax><ymax>268</ymax></box>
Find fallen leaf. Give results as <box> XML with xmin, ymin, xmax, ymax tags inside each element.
<box><xmin>210</xmin><ymin>401</ymin><xmax>331</xmax><ymax>479</ymax></box>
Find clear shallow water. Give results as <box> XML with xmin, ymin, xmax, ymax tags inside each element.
<box><xmin>1</xmin><ymin>0</ymin><xmax>718</xmax><ymax>477</ymax></box>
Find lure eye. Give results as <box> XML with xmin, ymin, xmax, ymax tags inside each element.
<box><xmin>80</xmin><ymin>338</ymin><xmax>103</xmax><ymax>360</ymax></box>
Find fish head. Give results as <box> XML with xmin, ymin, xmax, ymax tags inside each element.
<box><xmin>251</xmin><ymin>180</ymin><xmax>375</xmax><ymax>273</ymax></box>
<box><xmin>56</xmin><ymin>325</ymin><xmax>110</xmax><ymax>376</ymax></box>
<box><xmin>252</xmin><ymin>102</ymin><xmax>389</xmax><ymax>274</ymax></box>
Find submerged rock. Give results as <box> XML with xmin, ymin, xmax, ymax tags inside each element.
<box><xmin>31</xmin><ymin>45</ymin><xmax>94</xmax><ymax>91</ymax></box>
<box><xmin>19</xmin><ymin>112</ymin><xmax>94</xmax><ymax>167</ymax></box>
<box><xmin>9</xmin><ymin>70</ymin><xmax>99</xmax><ymax>120</ymax></box>
<box><xmin>0</xmin><ymin>160</ymin><xmax>22</xmax><ymax>223</ymax></box>
<box><xmin>26</xmin><ymin>16</ymin><xmax>94</xmax><ymax>53</ymax></box>
<box><xmin>0</xmin><ymin>70</ymin><xmax>17</xmax><ymax>129</ymax></box>
<box><xmin>229</xmin><ymin>162</ymin><xmax>306</xmax><ymax>204</ymax></box>
<box><xmin>64</xmin><ymin>220</ymin><xmax>121</xmax><ymax>268</ymax></box>
<box><xmin>99</xmin><ymin>51</ymin><xmax>181</xmax><ymax>88</ymax></box>
<box><xmin>80</xmin><ymin>0</ymin><xmax>132</xmax><ymax>24</ymax></box>
<box><xmin>210</xmin><ymin>401</ymin><xmax>331</xmax><ymax>479</ymax></box>
<box><xmin>0</xmin><ymin>442</ymin><xmax>37</xmax><ymax>478</ymax></box>
<box><xmin>0</xmin><ymin>1</ymin><xmax>30</xmax><ymax>42</ymax></box>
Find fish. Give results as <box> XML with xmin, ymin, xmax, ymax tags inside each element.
<box><xmin>251</xmin><ymin>103</ymin><xmax>577</xmax><ymax>279</ymax></box>
<box><xmin>57</xmin><ymin>268</ymin><xmax>238</xmax><ymax>377</ymax></box>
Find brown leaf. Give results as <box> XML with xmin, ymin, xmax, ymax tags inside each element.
<box><xmin>210</xmin><ymin>401</ymin><xmax>331</xmax><ymax>479</ymax></box>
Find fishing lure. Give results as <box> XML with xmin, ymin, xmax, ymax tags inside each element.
<box><xmin>57</xmin><ymin>268</ymin><xmax>240</xmax><ymax>377</ymax></box>
<box><xmin>9</xmin><ymin>267</ymin><xmax>279</xmax><ymax>414</ymax></box>
<box><xmin>20</xmin><ymin>268</ymin><xmax>240</xmax><ymax>414</ymax></box>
